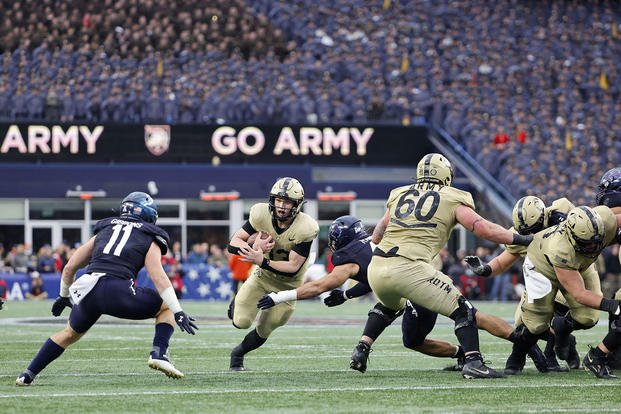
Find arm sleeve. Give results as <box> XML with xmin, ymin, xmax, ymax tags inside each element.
<box><xmin>292</xmin><ymin>240</ymin><xmax>313</xmax><ymax>258</ymax></box>
<box><xmin>242</xmin><ymin>221</ymin><xmax>256</xmax><ymax>235</ymax></box>
<box><xmin>345</xmin><ymin>282</ymin><xmax>372</xmax><ymax>299</ymax></box>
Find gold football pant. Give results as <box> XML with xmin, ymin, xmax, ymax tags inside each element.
<box><xmin>367</xmin><ymin>256</ymin><xmax>461</xmax><ymax>317</ymax></box>
<box><xmin>232</xmin><ymin>268</ymin><xmax>301</xmax><ymax>338</ymax></box>
<box><xmin>521</xmin><ymin>266</ymin><xmax>601</xmax><ymax>334</ymax></box>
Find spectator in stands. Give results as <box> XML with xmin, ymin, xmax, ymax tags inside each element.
<box><xmin>36</xmin><ymin>245</ymin><xmax>56</xmax><ymax>274</ymax></box>
<box><xmin>25</xmin><ymin>272</ymin><xmax>48</xmax><ymax>300</ymax></box>
<box><xmin>7</xmin><ymin>244</ymin><xmax>35</xmax><ymax>274</ymax></box>
<box><xmin>185</xmin><ymin>242</ymin><xmax>208</xmax><ymax>264</ymax></box>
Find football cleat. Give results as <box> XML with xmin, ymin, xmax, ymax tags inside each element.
<box><xmin>583</xmin><ymin>346</ymin><xmax>617</xmax><ymax>379</ymax></box>
<box><xmin>462</xmin><ymin>356</ymin><xmax>505</xmax><ymax>379</ymax></box>
<box><xmin>15</xmin><ymin>372</ymin><xmax>34</xmax><ymax>386</ymax></box>
<box><xmin>528</xmin><ymin>345</ymin><xmax>549</xmax><ymax>373</ymax></box>
<box><xmin>230</xmin><ymin>346</ymin><xmax>246</xmax><ymax>371</ymax></box>
<box><xmin>567</xmin><ymin>334</ymin><xmax>580</xmax><ymax>369</ymax></box>
<box><xmin>350</xmin><ymin>341</ymin><xmax>372</xmax><ymax>373</ymax></box>
<box><xmin>504</xmin><ymin>347</ymin><xmax>526</xmax><ymax>376</ymax></box>
<box><xmin>148</xmin><ymin>355</ymin><xmax>184</xmax><ymax>379</ymax></box>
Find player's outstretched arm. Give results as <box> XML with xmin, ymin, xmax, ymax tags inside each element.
<box><xmin>145</xmin><ymin>243</ymin><xmax>198</xmax><ymax>335</ymax></box>
<box><xmin>555</xmin><ymin>266</ymin><xmax>618</xmax><ymax>315</ymax></box>
<box><xmin>257</xmin><ymin>263</ymin><xmax>358</xmax><ymax>309</ymax></box>
<box><xmin>455</xmin><ymin>205</ymin><xmax>532</xmax><ymax>246</ymax></box>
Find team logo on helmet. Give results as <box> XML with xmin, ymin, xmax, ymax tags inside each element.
<box><xmin>144</xmin><ymin>125</ymin><xmax>171</xmax><ymax>156</ymax></box>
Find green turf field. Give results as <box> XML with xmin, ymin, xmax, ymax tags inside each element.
<box><xmin>1</xmin><ymin>300</ymin><xmax>620</xmax><ymax>413</ymax></box>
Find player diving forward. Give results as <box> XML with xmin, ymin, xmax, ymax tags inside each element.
<box><xmin>258</xmin><ymin>215</ymin><xmax>468</xmax><ymax>371</ymax></box>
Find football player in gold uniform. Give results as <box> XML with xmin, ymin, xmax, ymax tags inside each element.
<box><xmin>227</xmin><ymin>177</ymin><xmax>319</xmax><ymax>371</ymax></box>
<box><xmin>465</xmin><ymin>195</ymin><xmax>583</xmax><ymax>373</ymax></box>
<box><xmin>504</xmin><ymin>204</ymin><xmax>621</xmax><ymax>379</ymax></box>
<box><xmin>367</xmin><ymin>153</ymin><xmax>533</xmax><ymax>379</ymax></box>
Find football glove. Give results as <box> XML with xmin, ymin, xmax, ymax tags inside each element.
<box><xmin>464</xmin><ymin>256</ymin><xmax>492</xmax><ymax>277</ymax></box>
<box><xmin>174</xmin><ymin>311</ymin><xmax>198</xmax><ymax>335</ymax></box>
<box><xmin>600</xmin><ymin>298</ymin><xmax>621</xmax><ymax>317</ymax></box>
<box><xmin>323</xmin><ymin>289</ymin><xmax>348</xmax><ymax>307</ymax></box>
<box><xmin>0</xmin><ymin>298</ymin><xmax>4</xmax><ymax>310</ymax></box>
<box><xmin>51</xmin><ymin>296</ymin><xmax>73</xmax><ymax>316</ymax></box>
<box><xmin>257</xmin><ymin>293</ymin><xmax>276</xmax><ymax>310</ymax></box>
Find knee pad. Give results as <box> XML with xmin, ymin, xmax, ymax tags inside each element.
<box><xmin>554</xmin><ymin>313</ymin><xmax>595</xmax><ymax>334</ymax></box>
<box><xmin>450</xmin><ymin>296</ymin><xmax>478</xmax><ymax>331</ymax></box>
<box><xmin>511</xmin><ymin>323</ymin><xmax>544</xmax><ymax>350</ymax></box>
<box><xmin>369</xmin><ymin>303</ymin><xmax>403</xmax><ymax>325</ymax></box>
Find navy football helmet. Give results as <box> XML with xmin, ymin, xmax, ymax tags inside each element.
<box><xmin>120</xmin><ymin>192</ymin><xmax>158</xmax><ymax>224</ymax></box>
<box><xmin>328</xmin><ymin>215</ymin><xmax>366</xmax><ymax>251</ymax></box>
<box><xmin>596</xmin><ymin>167</ymin><xmax>621</xmax><ymax>208</ymax></box>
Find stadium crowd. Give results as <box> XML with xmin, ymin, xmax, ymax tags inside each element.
<box><xmin>1</xmin><ymin>1</ymin><xmax>621</xmax><ymax>204</ymax></box>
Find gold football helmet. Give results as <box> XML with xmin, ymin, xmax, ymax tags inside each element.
<box><xmin>512</xmin><ymin>196</ymin><xmax>545</xmax><ymax>235</ymax></box>
<box><xmin>416</xmin><ymin>153</ymin><xmax>454</xmax><ymax>186</ymax></box>
<box><xmin>269</xmin><ymin>177</ymin><xmax>305</xmax><ymax>220</ymax></box>
<box><xmin>565</xmin><ymin>206</ymin><xmax>605</xmax><ymax>257</ymax></box>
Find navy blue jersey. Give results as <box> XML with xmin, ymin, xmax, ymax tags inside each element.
<box><xmin>331</xmin><ymin>236</ymin><xmax>373</xmax><ymax>285</ymax></box>
<box><xmin>85</xmin><ymin>216</ymin><xmax>170</xmax><ymax>280</ymax></box>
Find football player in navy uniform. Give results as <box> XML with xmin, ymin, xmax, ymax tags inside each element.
<box><xmin>16</xmin><ymin>192</ymin><xmax>198</xmax><ymax>386</ymax></box>
<box><xmin>227</xmin><ymin>177</ymin><xmax>319</xmax><ymax>371</ymax></box>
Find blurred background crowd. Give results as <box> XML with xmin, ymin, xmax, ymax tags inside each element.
<box><xmin>1</xmin><ymin>0</ymin><xmax>621</xmax><ymax>301</ymax></box>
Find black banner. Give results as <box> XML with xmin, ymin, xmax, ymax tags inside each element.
<box><xmin>0</xmin><ymin>123</ymin><xmax>432</xmax><ymax>165</ymax></box>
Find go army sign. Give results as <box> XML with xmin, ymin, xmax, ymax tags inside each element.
<box><xmin>0</xmin><ymin>123</ymin><xmax>431</xmax><ymax>166</ymax></box>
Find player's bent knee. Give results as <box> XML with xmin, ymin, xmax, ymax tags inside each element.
<box><xmin>369</xmin><ymin>303</ymin><xmax>403</xmax><ymax>324</ymax></box>
<box><xmin>232</xmin><ymin>316</ymin><xmax>253</xmax><ymax>329</ymax></box>
<box><xmin>450</xmin><ymin>297</ymin><xmax>477</xmax><ymax>331</ymax></box>
<box><xmin>402</xmin><ymin>333</ymin><xmax>425</xmax><ymax>349</ymax></box>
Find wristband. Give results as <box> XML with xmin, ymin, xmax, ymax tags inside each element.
<box><xmin>599</xmin><ymin>298</ymin><xmax>621</xmax><ymax>315</ymax></box>
<box><xmin>512</xmin><ymin>233</ymin><xmax>533</xmax><ymax>246</ymax></box>
<box><xmin>60</xmin><ymin>280</ymin><xmax>71</xmax><ymax>298</ymax></box>
<box><xmin>161</xmin><ymin>286</ymin><xmax>183</xmax><ymax>314</ymax></box>
<box><xmin>260</xmin><ymin>257</ymin><xmax>271</xmax><ymax>269</ymax></box>
<box><xmin>342</xmin><ymin>290</ymin><xmax>350</xmax><ymax>300</ymax></box>
<box><xmin>271</xmin><ymin>290</ymin><xmax>297</xmax><ymax>304</ymax></box>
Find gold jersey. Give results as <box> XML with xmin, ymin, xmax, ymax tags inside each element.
<box><xmin>526</xmin><ymin>205</ymin><xmax>617</xmax><ymax>281</ymax></box>
<box><xmin>249</xmin><ymin>203</ymin><xmax>319</xmax><ymax>279</ymax></box>
<box><xmin>377</xmin><ymin>182</ymin><xmax>474</xmax><ymax>262</ymax></box>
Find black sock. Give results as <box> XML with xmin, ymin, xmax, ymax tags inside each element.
<box><xmin>151</xmin><ymin>323</ymin><xmax>174</xmax><ymax>359</ymax></box>
<box><xmin>454</xmin><ymin>346</ymin><xmax>465</xmax><ymax>359</ymax></box>
<box><xmin>544</xmin><ymin>333</ymin><xmax>555</xmax><ymax>355</ymax></box>
<box><xmin>234</xmin><ymin>329</ymin><xmax>267</xmax><ymax>356</ymax></box>
<box><xmin>27</xmin><ymin>338</ymin><xmax>65</xmax><ymax>376</ymax></box>
<box><xmin>602</xmin><ymin>331</ymin><xmax>621</xmax><ymax>353</ymax></box>
<box><xmin>454</xmin><ymin>325</ymin><xmax>480</xmax><ymax>354</ymax></box>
